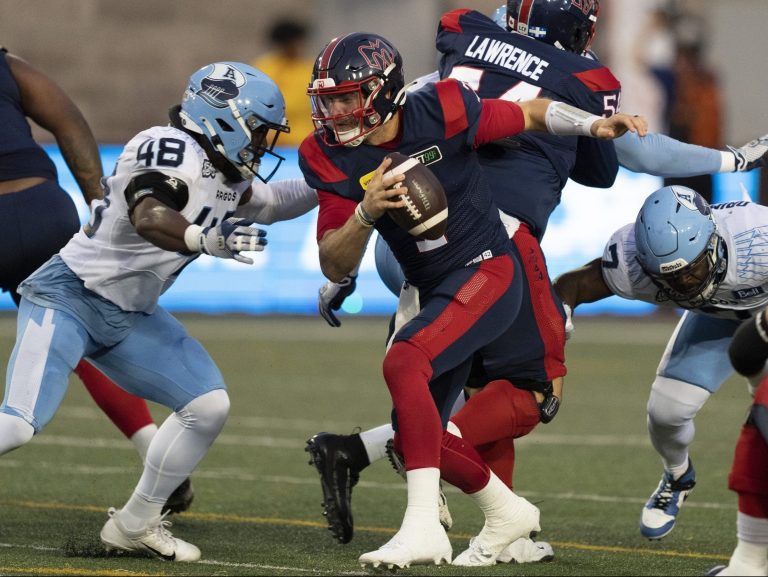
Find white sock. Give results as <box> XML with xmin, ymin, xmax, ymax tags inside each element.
<box><xmin>730</xmin><ymin>540</ymin><xmax>768</xmax><ymax>570</ymax></box>
<box><xmin>0</xmin><ymin>413</ymin><xmax>34</xmax><ymax>455</ymax></box>
<box><xmin>359</xmin><ymin>424</ymin><xmax>394</xmax><ymax>464</ymax></box>
<box><xmin>667</xmin><ymin>460</ymin><xmax>690</xmax><ymax>481</ymax></box>
<box><xmin>130</xmin><ymin>423</ymin><xmax>158</xmax><ymax>463</ymax></box>
<box><xmin>471</xmin><ymin>472</ymin><xmax>523</xmax><ymax>522</ymax></box>
<box><xmin>120</xmin><ymin>390</ymin><xmax>229</xmax><ymax>528</ymax></box>
<box><xmin>647</xmin><ymin>378</ymin><xmax>709</xmax><ymax>472</ymax></box>
<box><xmin>400</xmin><ymin>467</ymin><xmax>440</xmax><ymax>531</ymax></box>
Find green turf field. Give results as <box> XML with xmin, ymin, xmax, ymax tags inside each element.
<box><xmin>0</xmin><ymin>313</ymin><xmax>748</xmax><ymax>576</ymax></box>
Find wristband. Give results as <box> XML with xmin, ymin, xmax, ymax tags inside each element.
<box><xmin>184</xmin><ymin>224</ymin><xmax>204</xmax><ymax>252</ymax></box>
<box><xmin>354</xmin><ymin>203</ymin><xmax>375</xmax><ymax>228</ymax></box>
<box><xmin>545</xmin><ymin>101</ymin><xmax>601</xmax><ymax>137</ymax></box>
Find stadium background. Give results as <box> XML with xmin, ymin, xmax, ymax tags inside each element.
<box><xmin>1</xmin><ymin>3</ymin><xmax>765</xmax><ymax>575</ymax></box>
<box><xmin>1</xmin><ymin>0</ymin><xmax>766</xmax><ymax>317</ymax></box>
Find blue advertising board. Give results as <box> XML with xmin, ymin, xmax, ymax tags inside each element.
<box><xmin>0</xmin><ymin>145</ymin><xmax>759</xmax><ymax>317</ymax></box>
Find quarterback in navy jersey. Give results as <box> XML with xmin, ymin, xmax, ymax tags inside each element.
<box><xmin>299</xmin><ymin>30</ymin><xmax>644</xmax><ymax>569</ymax></box>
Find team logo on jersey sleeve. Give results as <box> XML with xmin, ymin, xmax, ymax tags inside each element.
<box><xmin>199</xmin><ymin>64</ymin><xmax>246</xmax><ymax>108</ymax></box>
<box><xmin>202</xmin><ymin>159</ymin><xmax>217</xmax><ymax>179</ymax></box>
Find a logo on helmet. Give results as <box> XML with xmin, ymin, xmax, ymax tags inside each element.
<box><xmin>571</xmin><ymin>0</ymin><xmax>597</xmax><ymax>17</ymax></box>
<box><xmin>660</xmin><ymin>259</ymin><xmax>688</xmax><ymax>274</ymax></box>
<box><xmin>358</xmin><ymin>40</ymin><xmax>395</xmax><ymax>71</ymax></box>
<box><xmin>198</xmin><ymin>64</ymin><xmax>246</xmax><ymax>108</ymax></box>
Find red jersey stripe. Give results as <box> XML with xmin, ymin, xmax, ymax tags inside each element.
<box><xmin>435</xmin><ymin>79</ymin><xmax>469</xmax><ymax>140</ymax></box>
<box><xmin>440</xmin><ymin>8</ymin><xmax>471</xmax><ymax>33</ymax></box>
<box><xmin>573</xmin><ymin>67</ymin><xmax>621</xmax><ymax>93</ymax></box>
<box><xmin>298</xmin><ymin>134</ymin><xmax>348</xmax><ymax>184</ymax></box>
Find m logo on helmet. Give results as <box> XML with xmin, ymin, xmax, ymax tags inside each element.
<box><xmin>572</xmin><ymin>0</ymin><xmax>598</xmax><ymax>17</ymax></box>
<box><xmin>358</xmin><ymin>40</ymin><xmax>395</xmax><ymax>71</ymax></box>
<box><xmin>198</xmin><ymin>64</ymin><xmax>246</xmax><ymax>108</ymax></box>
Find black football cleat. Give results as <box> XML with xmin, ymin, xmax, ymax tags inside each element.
<box><xmin>305</xmin><ymin>432</ymin><xmax>361</xmax><ymax>544</ymax></box>
<box><xmin>162</xmin><ymin>478</ymin><xmax>195</xmax><ymax>515</ymax></box>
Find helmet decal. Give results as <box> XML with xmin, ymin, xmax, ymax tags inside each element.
<box><xmin>197</xmin><ymin>64</ymin><xmax>246</xmax><ymax>108</ymax></box>
<box><xmin>572</xmin><ymin>0</ymin><xmax>598</xmax><ymax>18</ymax></box>
<box><xmin>358</xmin><ymin>39</ymin><xmax>395</xmax><ymax>71</ymax></box>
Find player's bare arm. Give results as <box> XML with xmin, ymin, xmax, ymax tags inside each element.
<box><xmin>318</xmin><ymin>157</ymin><xmax>406</xmax><ymax>282</ymax></box>
<box><xmin>7</xmin><ymin>53</ymin><xmax>103</xmax><ymax>204</ymax></box>
<box><xmin>130</xmin><ymin>196</ymin><xmax>191</xmax><ymax>252</ymax></box>
<box><xmin>552</xmin><ymin>257</ymin><xmax>614</xmax><ymax>310</ymax></box>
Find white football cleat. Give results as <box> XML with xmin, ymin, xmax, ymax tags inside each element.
<box><xmin>100</xmin><ymin>507</ymin><xmax>201</xmax><ymax>562</ymax></box>
<box><xmin>453</xmin><ymin>498</ymin><xmax>540</xmax><ymax>567</ymax></box>
<box><xmin>358</xmin><ymin>523</ymin><xmax>452</xmax><ymax>569</ymax></box>
<box><xmin>706</xmin><ymin>559</ymin><xmax>768</xmax><ymax>576</ymax></box>
<box><xmin>497</xmin><ymin>537</ymin><xmax>555</xmax><ymax>564</ymax></box>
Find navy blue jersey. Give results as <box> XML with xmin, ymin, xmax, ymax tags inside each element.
<box><xmin>0</xmin><ymin>48</ymin><xmax>57</xmax><ymax>181</ymax></box>
<box><xmin>299</xmin><ymin>79</ymin><xmax>513</xmax><ymax>292</ymax></box>
<box><xmin>436</xmin><ymin>9</ymin><xmax>621</xmax><ymax>239</ymax></box>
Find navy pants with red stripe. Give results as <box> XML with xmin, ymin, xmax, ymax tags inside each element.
<box><xmin>386</xmin><ymin>252</ymin><xmax>522</xmax><ymax>471</ymax></box>
<box><xmin>478</xmin><ymin>222</ymin><xmax>566</xmax><ymax>383</ymax></box>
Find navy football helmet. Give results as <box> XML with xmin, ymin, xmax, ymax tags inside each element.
<box><xmin>634</xmin><ymin>186</ymin><xmax>726</xmax><ymax>309</ymax></box>
<box><xmin>178</xmin><ymin>62</ymin><xmax>289</xmax><ymax>182</ymax></box>
<box><xmin>307</xmin><ymin>33</ymin><xmax>406</xmax><ymax>147</ymax></box>
<box><xmin>505</xmin><ymin>0</ymin><xmax>600</xmax><ymax>54</ymax></box>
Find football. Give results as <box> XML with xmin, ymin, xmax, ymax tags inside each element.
<box><xmin>384</xmin><ymin>152</ymin><xmax>448</xmax><ymax>241</ymax></box>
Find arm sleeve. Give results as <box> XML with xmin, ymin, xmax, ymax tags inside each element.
<box><xmin>235</xmin><ymin>178</ymin><xmax>318</xmax><ymax>224</ymax></box>
<box><xmin>730</xmin><ymin>312</ymin><xmax>768</xmax><ymax>377</ymax></box>
<box><xmin>571</xmin><ymin>137</ymin><xmax>619</xmax><ymax>188</ymax></box>
<box><xmin>316</xmin><ymin>190</ymin><xmax>356</xmax><ymax>242</ymax></box>
<box><xmin>473</xmin><ymin>99</ymin><xmax>526</xmax><ymax>147</ymax></box>
<box><xmin>615</xmin><ymin>131</ymin><xmax>722</xmax><ymax>177</ymax></box>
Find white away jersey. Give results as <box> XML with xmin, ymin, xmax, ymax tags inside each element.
<box><xmin>601</xmin><ymin>200</ymin><xmax>768</xmax><ymax>319</ymax></box>
<box><xmin>60</xmin><ymin>126</ymin><xmax>249</xmax><ymax>313</ymax></box>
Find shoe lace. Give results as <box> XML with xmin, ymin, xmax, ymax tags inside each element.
<box><xmin>145</xmin><ymin>511</ymin><xmax>176</xmax><ymax>549</ymax></box>
<box><xmin>467</xmin><ymin>536</ymin><xmax>495</xmax><ymax>560</ymax></box>
<box><xmin>650</xmin><ymin>475</ymin><xmax>695</xmax><ymax>510</ymax></box>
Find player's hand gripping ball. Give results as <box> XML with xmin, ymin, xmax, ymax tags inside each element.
<box><xmin>384</xmin><ymin>152</ymin><xmax>448</xmax><ymax>241</ymax></box>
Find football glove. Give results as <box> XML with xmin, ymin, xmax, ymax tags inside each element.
<box><xmin>318</xmin><ymin>275</ymin><xmax>357</xmax><ymax>327</ymax></box>
<box><xmin>198</xmin><ymin>218</ymin><xmax>267</xmax><ymax>265</ymax></box>
<box><xmin>727</xmin><ymin>134</ymin><xmax>768</xmax><ymax>172</ymax></box>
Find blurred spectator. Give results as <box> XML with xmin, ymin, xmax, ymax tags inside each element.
<box><xmin>634</xmin><ymin>7</ymin><xmax>677</xmax><ymax>133</ymax></box>
<box><xmin>664</xmin><ymin>25</ymin><xmax>724</xmax><ymax>202</ymax></box>
<box><xmin>252</xmin><ymin>19</ymin><xmax>314</xmax><ymax>146</ymax></box>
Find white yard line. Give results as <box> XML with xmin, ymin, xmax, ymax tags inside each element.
<box><xmin>0</xmin><ymin>542</ymin><xmax>367</xmax><ymax>576</ymax></box>
<box><xmin>0</xmin><ymin>456</ymin><xmax>733</xmax><ymax>511</ymax></box>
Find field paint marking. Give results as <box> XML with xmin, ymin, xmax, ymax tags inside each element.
<box><xmin>1</xmin><ymin>500</ymin><xmax>730</xmax><ymax>563</ymax></box>
<box><xmin>198</xmin><ymin>559</ymin><xmax>366</xmax><ymax>575</ymax></box>
<box><xmin>57</xmin><ymin>408</ymin><xmax>658</xmax><ymax>447</ymax></box>
<box><xmin>28</xmin><ymin>430</ymin><xmax>652</xmax><ymax>452</ymax></box>
<box><xmin>0</xmin><ymin>570</ymin><xmax>153</xmax><ymax>577</ymax></box>
<box><xmin>0</xmin><ymin>460</ymin><xmax>734</xmax><ymax>511</ymax></box>
<box><xmin>0</xmin><ymin>542</ymin><xmax>361</xmax><ymax>576</ymax></box>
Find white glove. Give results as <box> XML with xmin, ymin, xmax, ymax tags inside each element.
<box><xmin>563</xmin><ymin>302</ymin><xmax>574</xmax><ymax>340</ymax></box>
<box><xmin>185</xmin><ymin>218</ymin><xmax>267</xmax><ymax>265</ymax></box>
<box><xmin>727</xmin><ymin>134</ymin><xmax>768</xmax><ymax>172</ymax></box>
<box><xmin>318</xmin><ymin>275</ymin><xmax>357</xmax><ymax>327</ymax></box>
